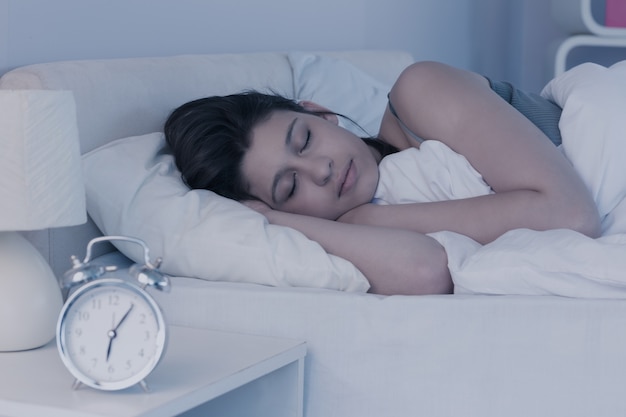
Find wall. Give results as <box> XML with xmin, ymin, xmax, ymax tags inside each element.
<box><xmin>0</xmin><ymin>0</ymin><xmax>476</xmax><ymax>72</ymax></box>
<box><xmin>508</xmin><ymin>0</ymin><xmax>573</xmax><ymax>92</ymax></box>
<box><xmin>0</xmin><ymin>0</ymin><xmax>571</xmax><ymax>92</ymax></box>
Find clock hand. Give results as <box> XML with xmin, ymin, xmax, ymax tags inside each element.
<box><xmin>106</xmin><ymin>332</ymin><xmax>114</xmax><ymax>362</ymax></box>
<box><xmin>105</xmin><ymin>303</ymin><xmax>135</xmax><ymax>362</ymax></box>
<box><xmin>113</xmin><ymin>303</ymin><xmax>135</xmax><ymax>331</ymax></box>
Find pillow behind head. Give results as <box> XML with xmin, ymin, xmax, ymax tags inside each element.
<box><xmin>83</xmin><ymin>132</ymin><xmax>370</xmax><ymax>292</ymax></box>
<box><xmin>288</xmin><ymin>52</ymin><xmax>392</xmax><ymax>137</ymax></box>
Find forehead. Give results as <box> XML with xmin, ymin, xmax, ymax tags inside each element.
<box><xmin>247</xmin><ymin>110</ymin><xmax>302</xmax><ymax>159</ymax></box>
<box><xmin>242</xmin><ymin>111</ymin><xmax>296</xmax><ymax>199</ymax></box>
<box><xmin>254</xmin><ymin>110</ymin><xmax>299</xmax><ymax>137</ymax></box>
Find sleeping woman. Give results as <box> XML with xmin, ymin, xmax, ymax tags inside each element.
<box><xmin>163</xmin><ymin>61</ymin><xmax>601</xmax><ymax>296</ymax></box>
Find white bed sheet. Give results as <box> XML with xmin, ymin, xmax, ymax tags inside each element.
<box><xmin>150</xmin><ymin>270</ymin><xmax>626</xmax><ymax>417</ymax></box>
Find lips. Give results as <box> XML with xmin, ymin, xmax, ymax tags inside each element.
<box><xmin>338</xmin><ymin>160</ymin><xmax>355</xmax><ymax>197</ymax></box>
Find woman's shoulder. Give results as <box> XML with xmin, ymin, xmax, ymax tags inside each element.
<box><xmin>378</xmin><ymin>61</ymin><xmax>489</xmax><ymax>151</ymax></box>
<box><xmin>393</xmin><ymin>61</ymin><xmax>489</xmax><ymax>92</ymax></box>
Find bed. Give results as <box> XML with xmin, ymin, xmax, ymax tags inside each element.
<box><xmin>2</xmin><ymin>50</ymin><xmax>626</xmax><ymax>417</ymax></box>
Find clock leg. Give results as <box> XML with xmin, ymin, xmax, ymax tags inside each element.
<box><xmin>139</xmin><ymin>379</ymin><xmax>151</xmax><ymax>393</ymax></box>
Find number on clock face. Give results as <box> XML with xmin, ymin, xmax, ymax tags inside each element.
<box><xmin>58</xmin><ymin>280</ymin><xmax>166</xmax><ymax>389</ymax></box>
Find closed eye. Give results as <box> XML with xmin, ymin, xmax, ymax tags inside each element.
<box><xmin>299</xmin><ymin>130</ymin><xmax>311</xmax><ymax>153</ymax></box>
<box><xmin>287</xmin><ymin>172</ymin><xmax>297</xmax><ymax>198</ymax></box>
<box><xmin>288</xmin><ymin>131</ymin><xmax>310</xmax><ymax>199</ymax></box>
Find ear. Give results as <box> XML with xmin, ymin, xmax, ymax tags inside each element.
<box><xmin>299</xmin><ymin>100</ymin><xmax>339</xmax><ymax>125</ymax></box>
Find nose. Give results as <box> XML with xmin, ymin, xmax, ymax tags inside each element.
<box><xmin>301</xmin><ymin>156</ymin><xmax>333</xmax><ymax>186</ymax></box>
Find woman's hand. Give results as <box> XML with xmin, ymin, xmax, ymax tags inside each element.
<box><xmin>242</xmin><ymin>199</ymin><xmax>274</xmax><ymax>217</ymax></box>
<box><xmin>336</xmin><ymin>203</ymin><xmax>378</xmax><ymax>224</ymax></box>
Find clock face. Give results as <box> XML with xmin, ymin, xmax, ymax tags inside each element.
<box><xmin>57</xmin><ymin>279</ymin><xmax>167</xmax><ymax>391</ymax></box>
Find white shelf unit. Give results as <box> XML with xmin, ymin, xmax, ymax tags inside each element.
<box><xmin>552</xmin><ymin>0</ymin><xmax>626</xmax><ymax>75</ymax></box>
<box><xmin>552</xmin><ymin>0</ymin><xmax>626</xmax><ymax>37</ymax></box>
<box><xmin>555</xmin><ymin>34</ymin><xmax>626</xmax><ymax>75</ymax></box>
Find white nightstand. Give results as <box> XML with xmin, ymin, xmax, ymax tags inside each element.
<box><xmin>0</xmin><ymin>326</ymin><xmax>306</xmax><ymax>417</ymax></box>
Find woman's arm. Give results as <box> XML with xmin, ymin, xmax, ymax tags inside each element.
<box><xmin>246</xmin><ymin>201</ymin><xmax>452</xmax><ymax>295</ymax></box>
<box><xmin>346</xmin><ymin>61</ymin><xmax>601</xmax><ymax>244</ymax></box>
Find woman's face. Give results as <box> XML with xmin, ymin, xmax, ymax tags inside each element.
<box><xmin>241</xmin><ymin>110</ymin><xmax>380</xmax><ymax>220</ymax></box>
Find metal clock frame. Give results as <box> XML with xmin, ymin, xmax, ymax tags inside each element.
<box><xmin>56</xmin><ymin>236</ymin><xmax>170</xmax><ymax>392</ymax></box>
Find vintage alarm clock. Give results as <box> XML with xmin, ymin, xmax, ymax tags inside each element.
<box><xmin>56</xmin><ymin>236</ymin><xmax>170</xmax><ymax>392</ymax></box>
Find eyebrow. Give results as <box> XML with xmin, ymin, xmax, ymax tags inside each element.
<box><xmin>271</xmin><ymin>117</ymin><xmax>298</xmax><ymax>205</ymax></box>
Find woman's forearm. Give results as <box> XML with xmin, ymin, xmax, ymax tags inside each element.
<box><xmin>264</xmin><ymin>210</ymin><xmax>452</xmax><ymax>295</ymax></box>
<box><xmin>339</xmin><ymin>188</ymin><xmax>600</xmax><ymax>245</ymax></box>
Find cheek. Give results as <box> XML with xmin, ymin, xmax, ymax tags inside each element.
<box><xmin>285</xmin><ymin>187</ymin><xmax>342</xmax><ymax>220</ymax></box>
<box><xmin>360</xmin><ymin>162</ymin><xmax>380</xmax><ymax>201</ymax></box>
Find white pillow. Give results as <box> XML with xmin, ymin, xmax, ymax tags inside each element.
<box><xmin>288</xmin><ymin>52</ymin><xmax>392</xmax><ymax>137</ymax></box>
<box><xmin>83</xmin><ymin>132</ymin><xmax>370</xmax><ymax>292</ymax></box>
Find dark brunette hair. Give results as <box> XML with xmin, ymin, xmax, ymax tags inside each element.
<box><xmin>164</xmin><ymin>91</ymin><xmax>397</xmax><ymax>201</ymax></box>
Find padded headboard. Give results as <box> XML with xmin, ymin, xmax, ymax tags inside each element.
<box><xmin>0</xmin><ymin>50</ymin><xmax>415</xmax><ymax>278</ymax></box>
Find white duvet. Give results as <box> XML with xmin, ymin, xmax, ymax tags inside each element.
<box><xmin>373</xmin><ymin>61</ymin><xmax>626</xmax><ymax>298</ymax></box>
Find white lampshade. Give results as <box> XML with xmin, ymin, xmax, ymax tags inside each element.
<box><xmin>0</xmin><ymin>90</ymin><xmax>86</xmax><ymax>230</ymax></box>
<box><xmin>0</xmin><ymin>90</ymin><xmax>86</xmax><ymax>351</ymax></box>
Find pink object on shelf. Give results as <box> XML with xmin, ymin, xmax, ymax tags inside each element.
<box><xmin>606</xmin><ymin>0</ymin><xmax>626</xmax><ymax>27</ymax></box>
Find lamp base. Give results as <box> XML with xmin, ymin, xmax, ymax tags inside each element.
<box><xmin>0</xmin><ymin>231</ymin><xmax>63</xmax><ymax>351</ymax></box>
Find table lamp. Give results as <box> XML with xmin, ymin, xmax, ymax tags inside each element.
<box><xmin>0</xmin><ymin>90</ymin><xmax>86</xmax><ymax>352</ymax></box>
